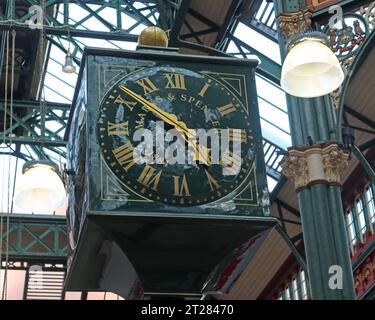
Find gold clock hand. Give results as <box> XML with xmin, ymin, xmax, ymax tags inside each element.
<box><xmin>119</xmin><ymin>86</ymin><xmax>193</xmax><ymax>138</ymax></box>
<box><xmin>119</xmin><ymin>85</ymin><xmax>211</xmax><ymax>165</ymax></box>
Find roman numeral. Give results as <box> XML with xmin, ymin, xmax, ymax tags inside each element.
<box><xmin>198</xmin><ymin>82</ymin><xmax>210</xmax><ymax>97</ymax></box>
<box><xmin>220</xmin><ymin>149</ymin><xmax>242</xmax><ymax>175</ymax></box>
<box><xmin>205</xmin><ymin>170</ymin><xmax>220</xmax><ymax>191</ymax></box>
<box><xmin>173</xmin><ymin>175</ymin><xmax>190</xmax><ymax>197</ymax></box>
<box><xmin>107</xmin><ymin>121</ymin><xmax>129</xmax><ymax>136</ymax></box>
<box><xmin>217</xmin><ymin>103</ymin><xmax>237</xmax><ymax>116</ymax></box>
<box><xmin>112</xmin><ymin>142</ymin><xmax>136</xmax><ymax>172</ymax></box>
<box><xmin>137</xmin><ymin>165</ymin><xmax>162</xmax><ymax>191</ymax></box>
<box><xmin>165</xmin><ymin>73</ymin><xmax>186</xmax><ymax>90</ymax></box>
<box><xmin>114</xmin><ymin>95</ymin><xmax>137</xmax><ymax>111</ymax></box>
<box><xmin>135</xmin><ymin>77</ymin><xmax>158</xmax><ymax>95</ymax></box>
<box><xmin>219</xmin><ymin>129</ymin><xmax>247</xmax><ymax>143</ymax></box>
<box><xmin>229</xmin><ymin>129</ymin><xmax>247</xmax><ymax>143</ymax></box>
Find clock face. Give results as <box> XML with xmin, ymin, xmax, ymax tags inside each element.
<box><xmin>97</xmin><ymin>66</ymin><xmax>255</xmax><ymax>206</ymax></box>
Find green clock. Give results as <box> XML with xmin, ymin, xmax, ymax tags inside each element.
<box><xmin>65</xmin><ymin>48</ymin><xmax>274</xmax><ymax>296</ymax></box>
<box><xmin>97</xmin><ymin>66</ymin><xmax>255</xmax><ymax>206</ymax></box>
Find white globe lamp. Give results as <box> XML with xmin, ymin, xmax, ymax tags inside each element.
<box><xmin>14</xmin><ymin>160</ymin><xmax>66</xmax><ymax>213</ymax></box>
<box><xmin>281</xmin><ymin>31</ymin><xmax>344</xmax><ymax>98</ymax></box>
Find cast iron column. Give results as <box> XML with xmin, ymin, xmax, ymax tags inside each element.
<box><xmin>274</xmin><ymin>0</ymin><xmax>356</xmax><ymax>299</ymax></box>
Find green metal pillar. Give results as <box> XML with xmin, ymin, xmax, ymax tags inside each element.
<box><xmin>274</xmin><ymin>0</ymin><xmax>356</xmax><ymax>299</ymax></box>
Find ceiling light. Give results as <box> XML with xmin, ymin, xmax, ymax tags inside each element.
<box><xmin>14</xmin><ymin>160</ymin><xmax>66</xmax><ymax>213</ymax></box>
<box><xmin>281</xmin><ymin>31</ymin><xmax>344</xmax><ymax>98</ymax></box>
<box><xmin>62</xmin><ymin>51</ymin><xmax>76</xmax><ymax>74</ymax></box>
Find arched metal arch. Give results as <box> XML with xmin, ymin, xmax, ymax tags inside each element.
<box><xmin>336</xmin><ymin>30</ymin><xmax>375</xmax><ymax>143</ymax></box>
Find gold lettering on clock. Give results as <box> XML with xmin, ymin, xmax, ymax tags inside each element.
<box><xmin>135</xmin><ymin>114</ymin><xmax>147</xmax><ymax>129</ymax></box>
<box><xmin>198</xmin><ymin>82</ymin><xmax>210</xmax><ymax>97</ymax></box>
<box><xmin>135</xmin><ymin>77</ymin><xmax>158</xmax><ymax>95</ymax></box>
<box><xmin>113</xmin><ymin>142</ymin><xmax>136</xmax><ymax>172</ymax></box>
<box><xmin>137</xmin><ymin>165</ymin><xmax>162</xmax><ymax>191</ymax></box>
<box><xmin>221</xmin><ymin>128</ymin><xmax>247</xmax><ymax>143</ymax></box>
<box><xmin>114</xmin><ymin>95</ymin><xmax>137</xmax><ymax>111</ymax></box>
<box><xmin>165</xmin><ymin>73</ymin><xmax>186</xmax><ymax>90</ymax></box>
<box><xmin>107</xmin><ymin>121</ymin><xmax>129</xmax><ymax>136</ymax></box>
<box><xmin>217</xmin><ymin>103</ymin><xmax>237</xmax><ymax>116</ymax></box>
<box><xmin>205</xmin><ymin>170</ymin><xmax>221</xmax><ymax>191</ymax></box>
<box><xmin>173</xmin><ymin>175</ymin><xmax>190</xmax><ymax>196</ymax></box>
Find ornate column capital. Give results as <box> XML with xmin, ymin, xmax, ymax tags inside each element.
<box><xmin>277</xmin><ymin>9</ymin><xmax>313</xmax><ymax>40</ymax></box>
<box><xmin>280</xmin><ymin>142</ymin><xmax>349</xmax><ymax>192</ymax></box>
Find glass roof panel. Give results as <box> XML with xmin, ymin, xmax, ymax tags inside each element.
<box><xmin>234</xmin><ymin>22</ymin><xmax>281</xmax><ymax>64</ymax></box>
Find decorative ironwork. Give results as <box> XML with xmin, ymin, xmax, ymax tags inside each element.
<box><xmin>263</xmin><ymin>138</ymin><xmax>286</xmax><ymax>181</ymax></box>
<box><xmin>0</xmin><ymin>100</ymin><xmax>69</xmax><ymax>161</ymax></box>
<box><xmin>0</xmin><ymin>214</ymin><xmax>67</xmax><ymax>259</ymax></box>
<box><xmin>0</xmin><ymin>1</ymin><xmax>176</xmax><ymax>162</ymax></box>
<box><xmin>239</xmin><ymin>0</ymin><xmax>278</xmax><ymax>41</ymax></box>
<box><xmin>325</xmin><ymin>1</ymin><xmax>375</xmax><ymax>109</ymax></box>
<box><xmin>326</xmin><ymin>15</ymin><xmax>368</xmax><ymax>60</ymax></box>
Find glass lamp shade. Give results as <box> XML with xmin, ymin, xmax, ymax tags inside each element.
<box><xmin>281</xmin><ymin>33</ymin><xmax>344</xmax><ymax>98</ymax></box>
<box><xmin>62</xmin><ymin>53</ymin><xmax>76</xmax><ymax>73</ymax></box>
<box><xmin>14</xmin><ymin>161</ymin><xmax>66</xmax><ymax>213</ymax></box>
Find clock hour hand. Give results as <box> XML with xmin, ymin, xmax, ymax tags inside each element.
<box><xmin>119</xmin><ymin>85</ymin><xmax>211</xmax><ymax>165</ymax></box>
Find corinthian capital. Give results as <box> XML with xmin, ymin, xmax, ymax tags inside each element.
<box><xmin>280</xmin><ymin>142</ymin><xmax>349</xmax><ymax>192</ymax></box>
<box><xmin>277</xmin><ymin>9</ymin><xmax>313</xmax><ymax>40</ymax></box>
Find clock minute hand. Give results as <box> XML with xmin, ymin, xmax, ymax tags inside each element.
<box><xmin>119</xmin><ymin>85</ymin><xmax>211</xmax><ymax>166</ymax></box>
<box><xmin>119</xmin><ymin>86</ymin><xmax>193</xmax><ymax>138</ymax></box>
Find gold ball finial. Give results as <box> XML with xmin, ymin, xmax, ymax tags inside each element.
<box><xmin>138</xmin><ymin>26</ymin><xmax>168</xmax><ymax>48</ymax></box>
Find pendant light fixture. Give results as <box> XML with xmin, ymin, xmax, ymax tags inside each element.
<box><xmin>62</xmin><ymin>28</ymin><xmax>76</xmax><ymax>73</ymax></box>
<box><xmin>14</xmin><ymin>18</ymin><xmax>67</xmax><ymax>213</ymax></box>
<box><xmin>280</xmin><ymin>2</ymin><xmax>344</xmax><ymax>98</ymax></box>
<box><xmin>62</xmin><ymin>51</ymin><xmax>76</xmax><ymax>73</ymax></box>
<box><xmin>14</xmin><ymin>160</ymin><xmax>66</xmax><ymax>213</ymax></box>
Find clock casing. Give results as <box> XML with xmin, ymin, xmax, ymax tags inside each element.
<box><xmin>64</xmin><ymin>47</ymin><xmax>275</xmax><ymax>296</ymax></box>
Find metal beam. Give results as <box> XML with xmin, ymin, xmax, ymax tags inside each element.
<box><xmin>359</xmin><ymin>138</ymin><xmax>375</xmax><ymax>151</ymax></box>
<box><xmin>352</xmin><ymin>145</ymin><xmax>375</xmax><ymax>183</ymax></box>
<box><xmin>273</xmin><ymin>198</ymin><xmax>301</xmax><ymax>218</ymax></box>
<box><xmin>0</xmin><ymin>214</ymin><xmax>67</xmax><ymax>260</ymax></box>
<box><xmin>226</xmin><ymin>34</ymin><xmax>281</xmax><ymax>83</ymax></box>
<box><xmin>275</xmin><ymin>224</ymin><xmax>307</xmax><ymax>273</ymax></box>
<box><xmin>345</xmin><ymin>105</ymin><xmax>375</xmax><ymax>131</ymax></box>
<box><xmin>0</xmin><ymin>0</ymin><xmax>165</xmax><ymax>42</ymax></box>
<box><xmin>0</xmin><ymin>100</ymin><xmax>68</xmax><ymax>160</ymax></box>
<box><xmin>0</xmin><ymin>23</ymin><xmax>139</xmax><ymax>41</ymax></box>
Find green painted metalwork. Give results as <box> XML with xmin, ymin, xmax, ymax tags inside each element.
<box><xmin>285</xmin><ymin>0</ymin><xmax>301</xmax><ymax>13</ymax></box>
<box><xmin>225</xmin><ymin>33</ymin><xmax>281</xmax><ymax>84</ymax></box>
<box><xmin>0</xmin><ymin>0</ymin><xmax>162</xmax><ymax>40</ymax></box>
<box><xmin>0</xmin><ymin>0</ymin><xmax>176</xmax><ymax>164</ymax></box>
<box><xmin>275</xmin><ymin>224</ymin><xmax>307</xmax><ymax>273</ymax></box>
<box><xmin>0</xmin><ymin>100</ymin><xmax>68</xmax><ymax>161</ymax></box>
<box><xmin>274</xmin><ymin>0</ymin><xmax>356</xmax><ymax>300</ymax></box>
<box><xmin>337</xmin><ymin>31</ymin><xmax>375</xmax><ymax>145</ymax></box>
<box><xmin>0</xmin><ymin>214</ymin><xmax>67</xmax><ymax>260</ymax></box>
<box><xmin>352</xmin><ymin>145</ymin><xmax>375</xmax><ymax>183</ymax></box>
